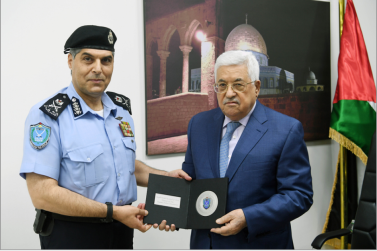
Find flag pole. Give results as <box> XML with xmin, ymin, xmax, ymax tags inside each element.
<box><xmin>340</xmin><ymin>146</ymin><xmax>348</xmax><ymax>248</ymax></box>
<box><xmin>339</xmin><ymin>0</ymin><xmax>345</xmax><ymax>37</ymax></box>
<box><xmin>339</xmin><ymin>0</ymin><xmax>348</xmax><ymax>248</ymax></box>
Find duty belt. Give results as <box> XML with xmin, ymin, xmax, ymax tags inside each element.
<box><xmin>34</xmin><ymin>203</ymin><xmax>131</xmax><ymax>237</ymax></box>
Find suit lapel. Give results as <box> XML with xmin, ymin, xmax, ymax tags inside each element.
<box><xmin>207</xmin><ymin>108</ymin><xmax>224</xmax><ymax>178</ymax></box>
<box><xmin>226</xmin><ymin>101</ymin><xmax>268</xmax><ymax>182</ymax></box>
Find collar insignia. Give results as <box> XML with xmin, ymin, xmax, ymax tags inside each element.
<box><xmin>71</xmin><ymin>96</ymin><xmax>83</xmax><ymax>117</ymax></box>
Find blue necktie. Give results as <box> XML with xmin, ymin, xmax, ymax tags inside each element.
<box><xmin>219</xmin><ymin>122</ymin><xmax>241</xmax><ymax>178</ymax></box>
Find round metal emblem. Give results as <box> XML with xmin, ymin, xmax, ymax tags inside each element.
<box><xmin>195</xmin><ymin>191</ymin><xmax>218</xmax><ymax>217</ymax></box>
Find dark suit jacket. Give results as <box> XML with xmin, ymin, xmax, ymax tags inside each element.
<box><xmin>182</xmin><ymin>100</ymin><xmax>313</xmax><ymax>249</ymax></box>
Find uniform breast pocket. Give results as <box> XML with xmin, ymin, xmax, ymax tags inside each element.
<box><xmin>67</xmin><ymin>144</ymin><xmax>107</xmax><ymax>187</ymax></box>
<box><xmin>122</xmin><ymin>137</ymin><xmax>136</xmax><ymax>174</ymax></box>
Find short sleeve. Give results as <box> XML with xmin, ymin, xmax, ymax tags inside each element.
<box><xmin>19</xmin><ymin>106</ymin><xmax>62</xmax><ymax>180</ymax></box>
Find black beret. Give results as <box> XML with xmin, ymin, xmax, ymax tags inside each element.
<box><xmin>64</xmin><ymin>25</ymin><xmax>117</xmax><ymax>54</ymax></box>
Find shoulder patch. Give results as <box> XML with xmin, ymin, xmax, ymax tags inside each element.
<box><xmin>30</xmin><ymin>123</ymin><xmax>51</xmax><ymax>150</ymax></box>
<box><xmin>39</xmin><ymin>93</ymin><xmax>69</xmax><ymax>120</ymax></box>
<box><xmin>106</xmin><ymin>91</ymin><xmax>132</xmax><ymax>115</ymax></box>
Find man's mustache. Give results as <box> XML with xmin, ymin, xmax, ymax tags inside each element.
<box><xmin>223</xmin><ymin>97</ymin><xmax>240</xmax><ymax>105</ymax></box>
<box><xmin>87</xmin><ymin>76</ymin><xmax>105</xmax><ymax>81</ymax></box>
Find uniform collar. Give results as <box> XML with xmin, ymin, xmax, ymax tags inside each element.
<box><xmin>66</xmin><ymin>82</ymin><xmax>117</xmax><ymax>119</ymax></box>
<box><xmin>223</xmin><ymin>101</ymin><xmax>257</xmax><ymax>128</ymax></box>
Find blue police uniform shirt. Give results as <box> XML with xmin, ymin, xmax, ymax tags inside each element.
<box><xmin>20</xmin><ymin>83</ymin><xmax>137</xmax><ymax>206</ymax></box>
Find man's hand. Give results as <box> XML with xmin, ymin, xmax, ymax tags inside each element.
<box><xmin>137</xmin><ymin>203</ymin><xmax>177</xmax><ymax>232</ymax></box>
<box><xmin>135</xmin><ymin>161</ymin><xmax>192</xmax><ymax>187</ymax></box>
<box><xmin>136</xmin><ymin>203</ymin><xmax>147</xmax><ymax>221</ymax></box>
<box><xmin>167</xmin><ymin>169</ymin><xmax>192</xmax><ymax>181</ymax></box>
<box><xmin>153</xmin><ymin>220</ymin><xmax>177</xmax><ymax>232</ymax></box>
<box><xmin>210</xmin><ymin>209</ymin><xmax>247</xmax><ymax>236</ymax></box>
<box><xmin>113</xmin><ymin>205</ymin><xmax>152</xmax><ymax>233</ymax></box>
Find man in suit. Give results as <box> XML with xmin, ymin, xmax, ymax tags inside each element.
<box><xmin>182</xmin><ymin>50</ymin><xmax>313</xmax><ymax>249</ymax></box>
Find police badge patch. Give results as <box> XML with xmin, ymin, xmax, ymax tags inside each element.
<box><xmin>30</xmin><ymin>123</ymin><xmax>51</xmax><ymax>150</ymax></box>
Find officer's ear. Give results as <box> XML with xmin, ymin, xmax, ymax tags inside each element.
<box><xmin>68</xmin><ymin>53</ymin><xmax>73</xmax><ymax>70</ymax></box>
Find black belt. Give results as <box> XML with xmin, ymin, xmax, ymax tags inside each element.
<box><xmin>49</xmin><ymin>203</ymin><xmax>132</xmax><ymax>224</ymax></box>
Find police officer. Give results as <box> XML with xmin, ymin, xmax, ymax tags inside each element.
<box><xmin>20</xmin><ymin>25</ymin><xmax>191</xmax><ymax>249</ymax></box>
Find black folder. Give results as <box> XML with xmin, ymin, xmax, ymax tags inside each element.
<box><xmin>144</xmin><ymin>174</ymin><xmax>228</xmax><ymax>229</ymax></box>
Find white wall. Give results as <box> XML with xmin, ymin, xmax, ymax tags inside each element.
<box><xmin>1</xmin><ymin>0</ymin><xmax>375</xmax><ymax>249</ymax></box>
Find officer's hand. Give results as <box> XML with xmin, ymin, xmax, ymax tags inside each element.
<box><xmin>113</xmin><ymin>205</ymin><xmax>152</xmax><ymax>233</ymax></box>
<box><xmin>167</xmin><ymin>169</ymin><xmax>192</xmax><ymax>181</ymax></box>
<box><xmin>153</xmin><ymin>220</ymin><xmax>177</xmax><ymax>232</ymax></box>
<box><xmin>136</xmin><ymin>203</ymin><xmax>146</xmax><ymax>221</ymax></box>
<box><xmin>136</xmin><ymin>203</ymin><xmax>177</xmax><ymax>232</ymax></box>
<box><xmin>210</xmin><ymin>209</ymin><xmax>247</xmax><ymax>236</ymax></box>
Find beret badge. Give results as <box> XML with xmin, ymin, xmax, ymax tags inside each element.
<box><xmin>108</xmin><ymin>30</ymin><xmax>114</xmax><ymax>45</ymax></box>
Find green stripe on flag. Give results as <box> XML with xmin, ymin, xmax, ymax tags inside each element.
<box><xmin>330</xmin><ymin>100</ymin><xmax>376</xmax><ymax>155</ymax></box>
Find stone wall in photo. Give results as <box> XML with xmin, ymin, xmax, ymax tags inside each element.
<box><xmin>147</xmin><ymin>92</ymin><xmax>209</xmax><ymax>141</ymax></box>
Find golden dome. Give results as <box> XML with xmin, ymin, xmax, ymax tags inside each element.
<box><xmin>225</xmin><ymin>24</ymin><xmax>268</xmax><ymax>56</ymax></box>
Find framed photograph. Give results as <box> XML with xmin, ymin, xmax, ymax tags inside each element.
<box><xmin>144</xmin><ymin>0</ymin><xmax>331</xmax><ymax>155</ymax></box>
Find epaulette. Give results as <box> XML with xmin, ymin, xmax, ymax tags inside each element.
<box><xmin>39</xmin><ymin>93</ymin><xmax>70</xmax><ymax>120</ymax></box>
<box><xmin>106</xmin><ymin>91</ymin><xmax>132</xmax><ymax>115</ymax></box>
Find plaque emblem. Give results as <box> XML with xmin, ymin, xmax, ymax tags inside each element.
<box><xmin>203</xmin><ymin>197</ymin><xmax>211</xmax><ymax>209</ymax></box>
<box><xmin>196</xmin><ymin>191</ymin><xmax>218</xmax><ymax>217</ymax></box>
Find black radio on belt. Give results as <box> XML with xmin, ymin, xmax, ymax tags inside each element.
<box><xmin>33</xmin><ymin>209</ymin><xmax>54</xmax><ymax>236</ymax></box>
<box><xmin>33</xmin><ymin>209</ymin><xmax>47</xmax><ymax>234</ymax></box>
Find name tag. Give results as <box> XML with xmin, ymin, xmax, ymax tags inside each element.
<box><xmin>154</xmin><ymin>193</ymin><xmax>181</xmax><ymax>209</ymax></box>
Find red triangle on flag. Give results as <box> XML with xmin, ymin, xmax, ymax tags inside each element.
<box><xmin>333</xmin><ymin>0</ymin><xmax>376</xmax><ymax>104</ymax></box>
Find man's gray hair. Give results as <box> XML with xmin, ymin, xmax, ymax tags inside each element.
<box><xmin>214</xmin><ymin>51</ymin><xmax>259</xmax><ymax>83</ymax></box>
<box><xmin>69</xmin><ymin>48</ymin><xmax>82</xmax><ymax>59</ymax></box>
<box><xmin>69</xmin><ymin>48</ymin><xmax>115</xmax><ymax>59</ymax></box>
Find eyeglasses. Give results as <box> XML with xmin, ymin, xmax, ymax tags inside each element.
<box><xmin>213</xmin><ymin>81</ymin><xmax>255</xmax><ymax>93</ymax></box>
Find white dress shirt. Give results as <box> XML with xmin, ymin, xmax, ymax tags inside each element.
<box><xmin>222</xmin><ymin>102</ymin><xmax>257</xmax><ymax>166</ymax></box>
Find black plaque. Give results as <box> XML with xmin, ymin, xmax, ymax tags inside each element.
<box><xmin>144</xmin><ymin>174</ymin><xmax>228</xmax><ymax>229</ymax></box>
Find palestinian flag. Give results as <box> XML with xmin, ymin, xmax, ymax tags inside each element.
<box><xmin>329</xmin><ymin>0</ymin><xmax>376</xmax><ymax>165</ymax></box>
<box><xmin>322</xmin><ymin>0</ymin><xmax>376</xmax><ymax>248</ymax></box>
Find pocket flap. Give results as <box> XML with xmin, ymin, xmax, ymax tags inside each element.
<box><xmin>122</xmin><ymin>138</ymin><xmax>136</xmax><ymax>152</ymax></box>
<box><xmin>67</xmin><ymin>144</ymin><xmax>104</xmax><ymax>162</ymax></box>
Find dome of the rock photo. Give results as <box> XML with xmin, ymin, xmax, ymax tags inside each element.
<box><xmin>306</xmin><ymin>68</ymin><xmax>318</xmax><ymax>85</ymax></box>
<box><xmin>307</xmin><ymin>70</ymin><xmax>316</xmax><ymax>81</ymax></box>
<box><xmin>225</xmin><ymin>24</ymin><xmax>268</xmax><ymax>56</ymax></box>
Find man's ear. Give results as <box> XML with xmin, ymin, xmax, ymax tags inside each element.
<box><xmin>68</xmin><ymin>54</ymin><xmax>73</xmax><ymax>70</ymax></box>
<box><xmin>254</xmin><ymin>80</ymin><xmax>261</xmax><ymax>95</ymax></box>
